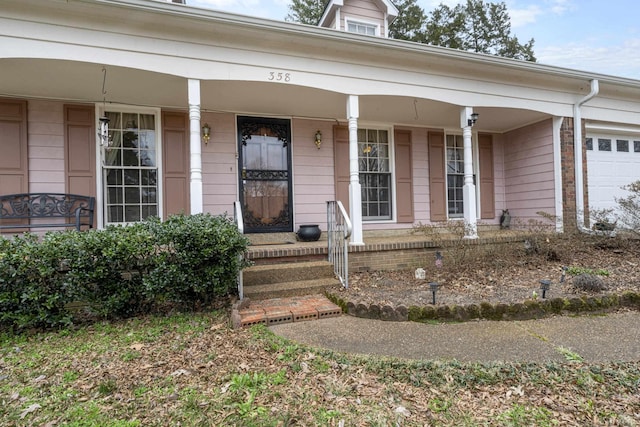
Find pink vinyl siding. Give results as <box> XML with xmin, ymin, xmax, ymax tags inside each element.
<box><xmin>292</xmin><ymin>118</ymin><xmax>335</xmax><ymax>229</ymax></box>
<box><xmin>341</xmin><ymin>0</ymin><xmax>386</xmax><ymax>33</ymax></box>
<box><xmin>492</xmin><ymin>133</ymin><xmax>506</xmax><ymax>217</ymax></box>
<box><xmin>202</xmin><ymin>112</ymin><xmax>238</xmax><ymax>216</ymax></box>
<box><xmin>503</xmin><ymin>119</ymin><xmax>555</xmax><ymax>222</ymax></box>
<box><xmin>28</xmin><ymin>101</ymin><xmax>65</xmax><ymax>193</ymax></box>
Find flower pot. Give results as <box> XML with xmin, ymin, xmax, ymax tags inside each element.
<box><xmin>297</xmin><ymin>224</ymin><xmax>321</xmax><ymax>242</ymax></box>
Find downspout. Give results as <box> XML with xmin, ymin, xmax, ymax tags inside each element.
<box><xmin>573</xmin><ymin>79</ymin><xmax>599</xmax><ymax>232</ymax></box>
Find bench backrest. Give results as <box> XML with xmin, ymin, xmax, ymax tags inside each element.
<box><xmin>0</xmin><ymin>193</ymin><xmax>95</xmax><ymax>226</ymax></box>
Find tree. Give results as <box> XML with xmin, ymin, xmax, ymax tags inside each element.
<box><xmin>388</xmin><ymin>0</ymin><xmax>427</xmax><ymax>41</ymax></box>
<box><xmin>285</xmin><ymin>0</ymin><xmax>536</xmax><ymax>61</ymax></box>
<box><xmin>421</xmin><ymin>0</ymin><xmax>536</xmax><ymax>62</ymax></box>
<box><xmin>423</xmin><ymin>0</ymin><xmax>536</xmax><ymax>61</ymax></box>
<box><xmin>285</xmin><ymin>0</ymin><xmax>326</xmax><ymax>25</ymax></box>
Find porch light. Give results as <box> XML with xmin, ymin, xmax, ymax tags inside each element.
<box><xmin>467</xmin><ymin>112</ymin><xmax>479</xmax><ymax>127</ymax></box>
<box><xmin>98</xmin><ymin>115</ymin><xmax>110</xmax><ymax>146</ymax></box>
<box><xmin>539</xmin><ymin>279</ymin><xmax>552</xmax><ymax>299</ymax></box>
<box><xmin>314</xmin><ymin>130</ymin><xmax>322</xmax><ymax>149</ymax></box>
<box><xmin>202</xmin><ymin>123</ymin><xmax>211</xmax><ymax>144</ymax></box>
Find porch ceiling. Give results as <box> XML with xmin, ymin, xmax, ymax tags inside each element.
<box><xmin>0</xmin><ymin>59</ymin><xmax>187</xmax><ymax>108</ymax></box>
<box><xmin>1</xmin><ymin>58</ymin><xmax>549</xmax><ymax>133</ymax></box>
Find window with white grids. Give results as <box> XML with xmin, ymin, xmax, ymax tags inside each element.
<box><xmin>347</xmin><ymin>20</ymin><xmax>377</xmax><ymax>36</ymax></box>
<box><xmin>103</xmin><ymin>110</ymin><xmax>159</xmax><ymax>224</ymax></box>
<box><xmin>358</xmin><ymin>128</ymin><xmax>391</xmax><ymax>220</ymax></box>
<box><xmin>446</xmin><ymin>135</ymin><xmax>464</xmax><ymax>217</ymax></box>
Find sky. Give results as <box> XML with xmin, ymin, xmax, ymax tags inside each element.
<box><xmin>186</xmin><ymin>0</ymin><xmax>640</xmax><ymax>80</ymax></box>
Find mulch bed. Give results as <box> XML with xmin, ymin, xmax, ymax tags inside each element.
<box><xmin>329</xmin><ymin>235</ymin><xmax>640</xmax><ymax>313</ymax></box>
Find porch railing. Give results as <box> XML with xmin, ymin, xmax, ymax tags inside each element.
<box><xmin>233</xmin><ymin>200</ymin><xmax>245</xmax><ymax>300</ymax></box>
<box><xmin>327</xmin><ymin>200</ymin><xmax>352</xmax><ymax>289</ymax></box>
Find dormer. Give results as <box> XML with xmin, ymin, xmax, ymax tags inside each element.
<box><xmin>318</xmin><ymin>0</ymin><xmax>398</xmax><ymax>38</ymax></box>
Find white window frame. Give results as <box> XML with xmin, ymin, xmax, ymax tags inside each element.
<box><xmin>357</xmin><ymin>125</ymin><xmax>395</xmax><ymax>222</ymax></box>
<box><xmin>444</xmin><ymin>131</ymin><xmax>479</xmax><ymax>220</ymax></box>
<box><xmin>95</xmin><ymin>104</ymin><xmax>163</xmax><ymax>228</ymax></box>
<box><xmin>345</xmin><ymin>18</ymin><xmax>380</xmax><ymax>36</ymax></box>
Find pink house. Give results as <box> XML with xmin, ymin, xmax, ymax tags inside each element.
<box><xmin>2</xmin><ymin>0</ymin><xmax>640</xmax><ymax>242</ymax></box>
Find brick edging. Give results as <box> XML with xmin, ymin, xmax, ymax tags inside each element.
<box><xmin>325</xmin><ymin>291</ymin><xmax>640</xmax><ymax>323</ymax></box>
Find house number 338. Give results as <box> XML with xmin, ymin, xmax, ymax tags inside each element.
<box><xmin>268</xmin><ymin>71</ymin><xmax>291</xmax><ymax>82</ymax></box>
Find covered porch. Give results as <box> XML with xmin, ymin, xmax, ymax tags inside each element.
<box><xmin>0</xmin><ymin>0</ymin><xmax>587</xmax><ymax>243</ymax></box>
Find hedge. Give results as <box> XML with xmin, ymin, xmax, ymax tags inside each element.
<box><xmin>0</xmin><ymin>213</ymin><xmax>249</xmax><ymax>332</ymax></box>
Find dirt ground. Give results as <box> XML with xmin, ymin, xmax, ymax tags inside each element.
<box><xmin>333</xmin><ymin>234</ymin><xmax>640</xmax><ymax>308</ymax></box>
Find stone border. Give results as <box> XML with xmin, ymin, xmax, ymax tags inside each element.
<box><xmin>326</xmin><ymin>291</ymin><xmax>640</xmax><ymax>323</ymax></box>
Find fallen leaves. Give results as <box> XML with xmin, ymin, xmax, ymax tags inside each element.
<box><xmin>19</xmin><ymin>403</ymin><xmax>41</xmax><ymax>419</ymax></box>
<box><xmin>342</xmin><ymin>238</ymin><xmax>640</xmax><ymax>308</ymax></box>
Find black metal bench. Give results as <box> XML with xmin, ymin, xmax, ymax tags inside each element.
<box><xmin>0</xmin><ymin>193</ymin><xmax>95</xmax><ymax>232</ymax></box>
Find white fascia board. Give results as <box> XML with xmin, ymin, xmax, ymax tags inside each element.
<box><xmin>585</xmin><ymin>122</ymin><xmax>640</xmax><ymax>135</ymax></box>
<box><xmin>7</xmin><ymin>0</ymin><xmax>640</xmax><ymax>93</ymax></box>
<box><xmin>0</xmin><ymin>17</ymin><xmax>578</xmax><ymax>117</ymax></box>
<box><xmin>373</xmin><ymin>0</ymin><xmax>398</xmax><ymax>20</ymax></box>
<box><xmin>319</xmin><ymin>0</ymin><xmax>343</xmax><ymax>27</ymax></box>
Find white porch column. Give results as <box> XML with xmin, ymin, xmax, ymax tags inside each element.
<box><xmin>460</xmin><ymin>107</ymin><xmax>478</xmax><ymax>239</ymax></box>
<box><xmin>552</xmin><ymin>116</ymin><xmax>564</xmax><ymax>233</ymax></box>
<box><xmin>188</xmin><ymin>79</ymin><xmax>203</xmax><ymax>214</ymax></box>
<box><xmin>347</xmin><ymin>95</ymin><xmax>364</xmax><ymax>245</ymax></box>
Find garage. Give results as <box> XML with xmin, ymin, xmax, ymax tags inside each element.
<box><xmin>586</xmin><ymin>131</ymin><xmax>640</xmax><ymax>223</ymax></box>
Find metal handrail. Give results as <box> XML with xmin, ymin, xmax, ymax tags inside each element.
<box><xmin>233</xmin><ymin>201</ymin><xmax>245</xmax><ymax>300</ymax></box>
<box><xmin>327</xmin><ymin>200</ymin><xmax>352</xmax><ymax>289</ymax></box>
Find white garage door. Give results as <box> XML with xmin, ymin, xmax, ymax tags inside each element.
<box><xmin>586</xmin><ymin>135</ymin><xmax>640</xmax><ymax>221</ymax></box>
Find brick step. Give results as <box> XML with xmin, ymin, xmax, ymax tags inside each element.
<box><xmin>243</xmin><ymin>277</ymin><xmax>340</xmax><ymax>300</ymax></box>
<box><xmin>232</xmin><ymin>294</ymin><xmax>342</xmax><ymax>328</ymax></box>
<box><xmin>243</xmin><ymin>260</ymin><xmax>335</xmax><ymax>287</ymax></box>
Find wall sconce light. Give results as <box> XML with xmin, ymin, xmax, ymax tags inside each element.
<box><xmin>467</xmin><ymin>112</ymin><xmax>479</xmax><ymax>127</ymax></box>
<box><xmin>314</xmin><ymin>130</ymin><xmax>322</xmax><ymax>149</ymax></box>
<box><xmin>202</xmin><ymin>123</ymin><xmax>211</xmax><ymax>144</ymax></box>
<box><xmin>98</xmin><ymin>115</ymin><xmax>110</xmax><ymax>146</ymax></box>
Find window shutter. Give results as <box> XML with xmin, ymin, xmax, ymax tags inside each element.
<box><xmin>162</xmin><ymin>111</ymin><xmax>189</xmax><ymax>217</ymax></box>
<box><xmin>428</xmin><ymin>131</ymin><xmax>447</xmax><ymax>221</ymax></box>
<box><xmin>333</xmin><ymin>125</ymin><xmax>350</xmax><ymax>215</ymax></box>
<box><xmin>394</xmin><ymin>129</ymin><xmax>414</xmax><ymax>223</ymax></box>
<box><xmin>64</xmin><ymin>104</ymin><xmax>96</xmax><ymax>227</ymax></box>
<box><xmin>479</xmin><ymin>133</ymin><xmax>495</xmax><ymax>219</ymax></box>
<box><xmin>0</xmin><ymin>99</ymin><xmax>28</xmax><ymax>195</ymax></box>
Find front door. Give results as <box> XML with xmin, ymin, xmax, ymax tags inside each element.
<box><xmin>237</xmin><ymin>116</ymin><xmax>293</xmax><ymax>233</ymax></box>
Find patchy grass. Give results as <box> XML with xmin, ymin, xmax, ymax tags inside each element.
<box><xmin>1</xmin><ymin>312</ymin><xmax>639</xmax><ymax>426</ymax></box>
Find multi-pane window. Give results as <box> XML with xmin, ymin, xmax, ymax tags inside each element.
<box><xmin>359</xmin><ymin>129</ymin><xmax>391</xmax><ymax>220</ymax></box>
<box><xmin>446</xmin><ymin>135</ymin><xmax>464</xmax><ymax>217</ymax></box>
<box><xmin>617</xmin><ymin>139</ymin><xmax>629</xmax><ymax>152</ymax></box>
<box><xmin>103</xmin><ymin>111</ymin><xmax>158</xmax><ymax>224</ymax></box>
<box><xmin>347</xmin><ymin>21</ymin><xmax>377</xmax><ymax>36</ymax></box>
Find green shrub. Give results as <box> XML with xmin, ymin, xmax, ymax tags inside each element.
<box><xmin>0</xmin><ymin>213</ymin><xmax>249</xmax><ymax>332</ymax></box>
<box><xmin>616</xmin><ymin>180</ymin><xmax>640</xmax><ymax>235</ymax></box>
<box><xmin>143</xmin><ymin>214</ymin><xmax>250</xmax><ymax>305</ymax></box>
<box><xmin>0</xmin><ymin>233</ymin><xmax>74</xmax><ymax>331</ymax></box>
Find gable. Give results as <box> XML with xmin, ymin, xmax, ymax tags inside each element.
<box><xmin>319</xmin><ymin>0</ymin><xmax>398</xmax><ymax>37</ymax></box>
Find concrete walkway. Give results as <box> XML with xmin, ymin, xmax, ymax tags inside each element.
<box><xmin>270</xmin><ymin>311</ymin><xmax>640</xmax><ymax>363</ymax></box>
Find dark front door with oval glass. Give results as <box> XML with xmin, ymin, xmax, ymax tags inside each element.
<box><xmin>238</xmin><ymin>116</ymin><xmax>293</xmax><ymax>233</ymax></box>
